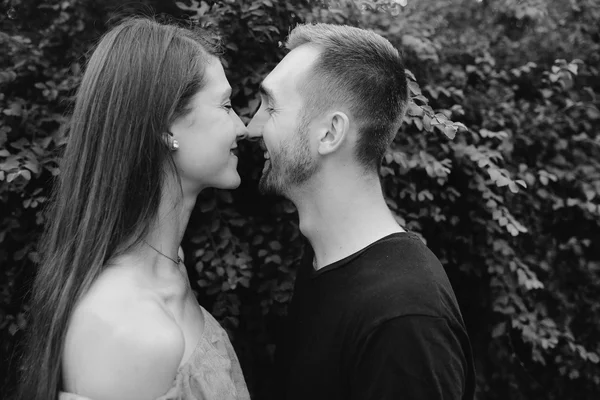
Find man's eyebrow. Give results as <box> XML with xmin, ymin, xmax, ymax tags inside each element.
<box><xmin>221</xmin><ymin>87</ymin><xmax>232</xmax><ymax>100</ymax></box>
<box><xmin>259</xmin><ymin>83</ymin><xmax>275</xmax><ymax>104</ymax></box>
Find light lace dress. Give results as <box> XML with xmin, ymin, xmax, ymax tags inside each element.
<box><xmin>59</xmin><ymin>306</ymin><xmax>250</xmax><ymax>400</ymax></box>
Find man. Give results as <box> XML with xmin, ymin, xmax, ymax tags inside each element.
<box><xmin>247</xmin><ymin>23</ymin><xmax>475</xmax><ymax>400</ymax></box>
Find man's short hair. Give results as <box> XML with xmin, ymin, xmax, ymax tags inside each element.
<box><xmin>286</xmin><ymin>23</ymin><xmax>409</xmax><ymax>171</ymax></box>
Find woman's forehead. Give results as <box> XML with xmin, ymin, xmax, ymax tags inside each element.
<box><xmin>197</xmin><ymin>60</ymin><xmax>231</xmax><ymax>99</ymax></box>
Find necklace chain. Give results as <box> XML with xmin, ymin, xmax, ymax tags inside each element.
<box><xmin>144</xmin><ymin>241</ymin><xmax>182</xmax><ymax>265</ymax></box>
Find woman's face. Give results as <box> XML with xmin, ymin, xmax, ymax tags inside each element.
<box><xmin>170</xmin><ymin>58</ymin><xmax>247</xmax><ymax>193</ymax></box>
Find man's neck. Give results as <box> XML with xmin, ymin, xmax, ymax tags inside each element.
<box><xmin>291</xmin><ymin>173</ymin><xmax>404</xmax><ymax>270</ymax></box>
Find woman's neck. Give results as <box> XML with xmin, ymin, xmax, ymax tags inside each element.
<box><xmin>113</xmin><ymin>180</ymin><xmax>199</xmax><ymax>286</ymax></box>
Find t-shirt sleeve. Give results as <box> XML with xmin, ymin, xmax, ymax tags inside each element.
<box><xmin>349</xmin><ymin>315</ymin><xmax>469</xmax><ymax>400</ymax></box>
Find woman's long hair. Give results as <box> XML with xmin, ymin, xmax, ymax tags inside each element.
<box><xmin>17</xmin><ymin>17</ymin><xmax>221</xmax><ymax>400</ymax></box>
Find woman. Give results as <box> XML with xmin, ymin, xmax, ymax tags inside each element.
<box><xmin>17</xmin><ymin>17</ymin><xmax>250</xmax><ymax>400</ymax></box>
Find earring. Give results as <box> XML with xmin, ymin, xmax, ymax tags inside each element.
<box><xmin>166</xmin><ymin>131</ymin><xmax>179</xmax><ymax>151</ymax></box>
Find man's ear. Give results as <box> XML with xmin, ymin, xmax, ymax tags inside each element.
<box><xmin>317</xmin><ymin>111</ymin><xmax>350</xmax><ymax>156</ymax></box>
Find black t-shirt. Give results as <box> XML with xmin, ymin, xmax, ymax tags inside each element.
<box><xmin>274</xmin><ymin>232</ymin><xmax>476</xmax><ymax>400</ymax></box>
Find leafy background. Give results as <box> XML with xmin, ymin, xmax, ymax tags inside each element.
<box><xmin>1</xmin><ymin>0</ymin><xmax>599</xmax><ymax>399</ymax></box>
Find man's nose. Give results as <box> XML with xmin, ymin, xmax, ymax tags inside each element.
<box><xmin>246</xmin><ymin>112</ymin><xmax>268</xmax><ymax>142</ymax></box>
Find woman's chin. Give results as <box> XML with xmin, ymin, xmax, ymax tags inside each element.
<box><xmin>214</xmin><ymin>172</ymin><xmax>241</xmax><ymax>190</ymax></box>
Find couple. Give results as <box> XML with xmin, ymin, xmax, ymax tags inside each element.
<box><xmin>18</xmin><ymin>18</ymin><xmax>475</xmax><ymax>400</ymax></box>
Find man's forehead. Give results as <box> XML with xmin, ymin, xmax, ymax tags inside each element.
<box><xmin>263</xmin><ymin>45</ymin><xmax>321</xmax><ymax>97</ymax></box>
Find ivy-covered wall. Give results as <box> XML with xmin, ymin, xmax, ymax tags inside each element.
<box><xmin>1</xmin><ymin>1</ymin><xmax>599</xmax><ymax>398</ymax></box>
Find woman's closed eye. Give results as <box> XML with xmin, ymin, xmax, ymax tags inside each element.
<box><xmin>223</xmin><ymin>102</ymin><xmax>233</xmax><ymax>113</ymax></box>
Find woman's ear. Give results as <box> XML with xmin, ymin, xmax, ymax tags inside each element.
<box><xmin>317</xmin><ymin>111</ymin><xmax>350</xmax><ymax>156</ymax></box>
<box><xmin>164</xmin><ymin>131</ymin><xmax>179</xmax><ymax>151</ymax></box>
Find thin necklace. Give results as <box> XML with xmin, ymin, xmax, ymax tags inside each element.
<box><xmin>144</xmin><ymin>240</ymin><xmax>182</xmax><ymax>265</ymax></box>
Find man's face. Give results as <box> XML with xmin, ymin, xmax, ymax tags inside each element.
<box><xmin>247</xmin><ymin>45</ymin><xmax>321</xmax><ymax>196</ymax></box>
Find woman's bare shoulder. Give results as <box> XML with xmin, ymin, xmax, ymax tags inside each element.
<box><xmin>62</xmin><ymin>274</ymin><xmax>185</xmax><ymax>400</ymax></box>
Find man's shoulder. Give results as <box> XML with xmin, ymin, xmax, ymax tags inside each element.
<box><xmin>350</xmin><ymin>232</ymin><xmax>441</xmax><ymax>274</ymax></box>
<box><xmin>352</xmin><ymin>234</ymin><xmax>442</xmax><ymax>298</ymax></box>
<box><xmin>345</xmin><ymin>233</ymin><xmax>462</xmax><ymax>328</ymax></box>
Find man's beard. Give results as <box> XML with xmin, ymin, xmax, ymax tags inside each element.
<box><xmin>259</xmin><ymin>123</ymin><xmax>317</xmax><ymax>196</ymax></box>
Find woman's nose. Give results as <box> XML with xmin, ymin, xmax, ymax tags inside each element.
<box><xmin>234</xmin><ymin>113</ymin><xmax>249</xmax><ymax>142</ymax></box>
<box><xmin>236</xmin><ymin>126</ymin><xmax>249</xmax><ymax>142</ymax></box>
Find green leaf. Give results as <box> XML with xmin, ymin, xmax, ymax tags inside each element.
<box><xmin>443</xmin><ymin>125</ymin><xmax>457</xmax><ymax>140</ymax></box>
<box><xmin>404</xmin><ymin>69</ymin><xmax>416</xmax><ymax>82</ymax></box>
<box><xmin>282</xmin><ymin>200</ymin><xmax>297</xmax><ymax>213</ymax></box>
<box><xmin>200</xmin><ymin>197</ymin><xmax>216</xmax><ymax>212</ymax></box>
<box><xmin>495</xmin><ymin>175</ymin><xmax>511</xmax><ymax>187</ymax></box>
<box><xmin>6</xmin><ymin>172</ymin><xmax>18</xmax><ymax>182</ymax></box>
<box><xmin>23</xmin><ymin>159</ymin><xmax>39</xmax><ymax>174</ymax></box>
<box><xmin>0</xmin><ymin>71</ymin><xmax>17</xmax><ymax>85</ymax></box>
<box><xmin>3</xmin><ymin>102</ymin><xmax>22</xmax><ymax>116</ymax></box>
<box><xmin>585</xmin><ymin>105</ymin><xmax>600</xmax><ymax>120</ymax></box>
<box><xmin>492</xmin><ymin>321</ymin><xmax>506</xmax><ymax>338</ymax></box>
<box><xmin>413</xmin><ymin>118</ymin><xmax>423</xmax><ymax>131</ymax></box>
<box><xmin>406</xmin><ymin>102</ymin><xmax>424</xmax><ymax>117</ymax></box>
<box><xmin>197</xmin><ymin>279</ymin><xmax>210</xmax><ymax>288</ymax></box>
<box><xmin>219</xmin><ymin>190</ymin><xmax>233</xmax><ymax>203</ymax></box>
<box><xmin>422</xmin><ymin>114</ymin><xmax>432</xmax><ymax>131</ymax></box>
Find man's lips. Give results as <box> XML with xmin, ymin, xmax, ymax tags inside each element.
<box><xmin>263</xmin><ymin>158</ymin><xmax>271</xmax><ymax>174</ymax></box>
